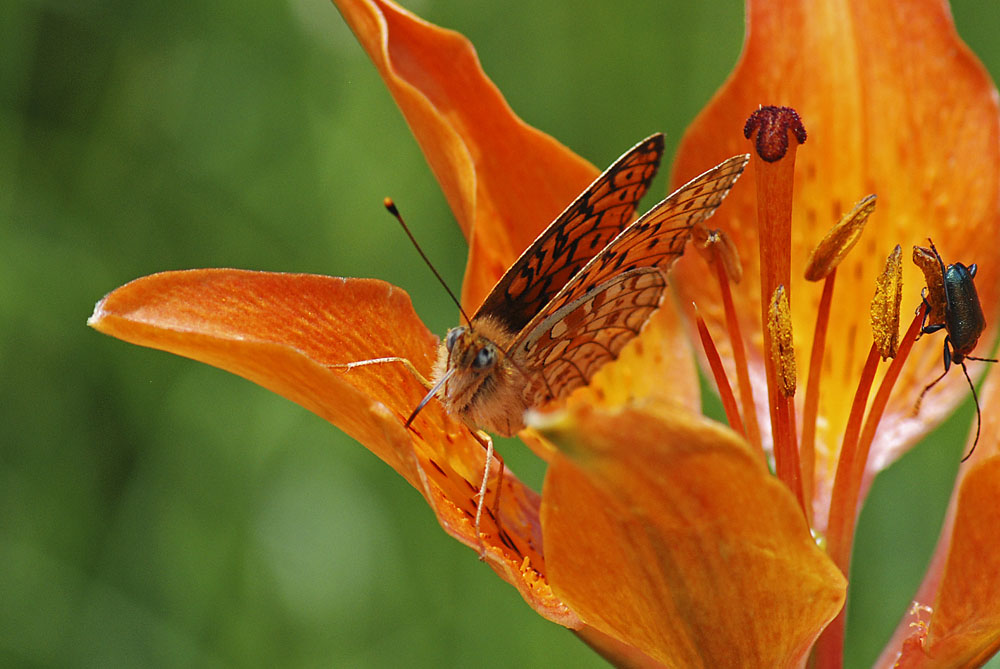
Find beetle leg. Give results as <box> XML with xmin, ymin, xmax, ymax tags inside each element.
<box><xmin>914</xmin><ymin>366</ymin><xmax>949</xmax><ymax>416</ymax></box>
<box><xmin>917</xmin><ymin>286</ymin><xmax>930</xmax><ymax>321</ymax></box>
<box><xmin>916</xmin><ymin>288</ymin><xmax>944</xmax><ymax>339</ymax></box>
<box><xmin>914</xmin><ymin>335</ymin><xmax>954</xmax><ymax>417</ymax></box>
<box><xmin>920</xmin><ymin>323</ymin><xmax>945</xmax><ymax>336</ymax></box>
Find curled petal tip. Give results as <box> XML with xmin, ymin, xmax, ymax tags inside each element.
<box><xmin>87</xmin><ymin>297</ymin><xmax>110</xmax><ymax>329</ymax></box>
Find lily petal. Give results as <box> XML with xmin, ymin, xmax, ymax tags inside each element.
<box><xmin>333</xmin><ymin>0</ymin><xmax>702</xmax><ymax>412</ymax></box>
<box><xmin>332</xmin><ymin>0</ymin><xmax>598</xmax><ymax>310</ymax></box>
<box><xmin>535</xmin><ymin>401</ymin><xmax>846</xmax><ymax>666</ymax></box>
<box><xmin>878</xmin><ymin>368</ymin><xmax>1000</xmax><ymax>667</ymax></box>
<box><xmin>671</xmin><ymin>0</ymin><xmax>1000</xmax><ymax>504</ymax></box>
<box><xmin>87</xmin><ymin>269</ymin><xmax>577</xmax><ymax>624</ymax></box>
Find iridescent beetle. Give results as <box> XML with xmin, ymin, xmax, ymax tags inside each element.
<box><xmin>914</xmin><ymin>239</ymin><xmax>997</xmax><ymax>461</ymax></box>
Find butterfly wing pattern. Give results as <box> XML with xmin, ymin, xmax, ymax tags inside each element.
<box><xmin>516</xmin><ymin>267</ymin><xmax>668</xmax><ymax>406</ymax></box>
<box><xmin>514</xmin><ymin>153</ymin><xmax>750</xmax><ymax>407</ymax></box>
<box><xmin>474</xmin><ymin>134</ymin><xmax>666</xmax><ymax>334</ymax></box>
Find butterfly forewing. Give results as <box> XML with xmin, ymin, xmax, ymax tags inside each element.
<box><xmin>513</xmin><ymin>153</ymin><xmax>749</xmax><ymax>404</ymax></box>
<box><xmin>474</xmin><ymin>134</ymin><xmax>666</xmax><ymax>334</ymax></box>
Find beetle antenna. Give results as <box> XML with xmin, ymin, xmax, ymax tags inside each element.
<box><xmin>959</xmin><ymin>361</ymin><xmax>982</xmax><ymax>462</ymax></box>
<box><xmin>958</xmin><ymin>355</ymin><xmax>997</xmax><ymax>461</ymax></box>
<box><xmin>384</xmin><ymin>198</ymin><xmax>472</xmax><ymax>326</ymax></box>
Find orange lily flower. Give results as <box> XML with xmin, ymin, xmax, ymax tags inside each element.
<box><xmin>671</xmin><ymin>1</ymin><xmax>1000</xmax><ymax>666</ymax></box>
<box><xmin>87</xmin><ymin>0</ymin><xmax>1000</xmax><ymax>666</ymax></box>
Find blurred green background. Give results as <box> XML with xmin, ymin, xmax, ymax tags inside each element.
<box><xmin>3</xmin><ymin>0</ymin><xmax>999</xmax><ymax>666</ymax></box>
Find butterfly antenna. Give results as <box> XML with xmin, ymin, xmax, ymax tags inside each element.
<box><xmin>384</xmin><ymin>198</ymin><xmax>472</xmax><ymax>325</ymax></box>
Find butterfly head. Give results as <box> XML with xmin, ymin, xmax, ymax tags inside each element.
<box><xmin>444</xmin><ymin>326</ymin><xmax>500</xmax><ymax>377</ymax></box>
<box><xmin>404</xmin><ymin>319</ymin><xmax>524</xmax><ymax>435</ymax></box>
<box><xmin>413</xmin><ymin>321</ymin><xmax>525</xmax><ymax>436</ymax></box>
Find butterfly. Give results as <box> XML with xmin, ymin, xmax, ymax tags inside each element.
<box><xmin>413</xmin><ymin>135</ymin><xmax>749</xmax><ymax>438</ymax></box>
<box><xmin>344</xmin><ymin>135</ymin><xmax>748</xmax><ymax>550</ymax></box>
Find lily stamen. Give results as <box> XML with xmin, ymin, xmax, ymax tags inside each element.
<box><xmin>801</xmin><ymin>273</ymin><xmax>835</xmax><ymax>520</ymax></box>
<box><xmin>768</xmin><ymin>284</ymin><xmax>797</xmax><ymax>399</ymax></box>
<box><xmin>768</xmin><ymin>284</ymin><xmax>804</xmax><ymax>510</ymax></box>
<box><xmin>819</xmin><ymin>303</ymin><xmax>926</xmax><ymax>668</ymax></box>
<box><xmin>871</xmin><ymin>245</ymin><xmax>904</xmax><ymax>362</ymax></box>
<box><xmin>828</xmin><ymin>244</ymin><xmax>909</xmax><ymax>571</ymax></box>
<box><xmin>801</xmin><ymin>195</ymin><xmax>878</xmax><ymax>515</ymax></box>
<box><xmin>697</xmin><ymin>227</ymin><xmax>763</xmax><ymax>455</ymax></box>
<box><xmin>695</xmin><ymin>306</ymin><xmax>746</xmax><ymax>439</ymax></box>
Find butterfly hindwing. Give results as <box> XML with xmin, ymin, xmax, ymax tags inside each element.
<box><xmin>473</xmin><ymin>134</ymin><xmax>665</xmax><ymax>334</ymax></box>
<box><xmin>519</xmin><ymin>268</ymin><xmax>667</xmax><ymax>406</ymax></box>
<box><xmin>514</xmin><ymin>153</ymin><xmax>749</xmax><ymax>404</ymax></box>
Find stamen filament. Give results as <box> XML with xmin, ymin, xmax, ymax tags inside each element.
<box><xmin>816</xmin><ymin>305</ymin><xmax>926</xmax><ymax>669</ymax></box>
<box><xmin>695</xmin><ymin>309</ymin><xmax>746</xmax><ymax>439</ymax></box>
<box><xmin>825</xmin><ymin>342</ymin><xmax>880</xmax><ymax>573</ymax></box>
<box><xmin>801</xmin><ymin>269</ymin><xmax>837</xmax><ymax>522</ymax></box>
<box><xmin>855</xmin><ymin>308</ymin><xmax>924</xmax><ymax>493</ymax></box>
<box><xmin>712</xmin><ymin>250</ymin><xmax>763</xmax><ymax>455</ymax></box>
<box><xmin>814</xmin><ymin>341</ymin><xmax>879</xmax><ymax>669</ymax></box>
<box><xmin>776</xmin><ymin>391</ymin><xmax>805</xmax><ymax>512</ymax></box>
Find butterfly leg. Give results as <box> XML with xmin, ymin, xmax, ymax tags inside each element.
<box><xmin>330</xmin><ymin>356</ymin><xmax>432</xmax><ymax>390</ymax></box>
<box><xmin>336</xmin><ymin>358</ymin><xmax>507</xmax><ymax>557</ymax></box>
<box><xmin>470</xmin><ymin>429</ymin><xmax>494</xmax><ymax>559</ymax></box>
<box><xmin>469</xmin><ymin>429</ymin><xmax>506</xmax><ymax>561</ymax></box>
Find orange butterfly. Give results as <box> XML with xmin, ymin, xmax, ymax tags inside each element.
<box><xmin>346</xmin><ymin>135</ymin><xmax>747</xmax><ymax>543</ymax></box>
<box><xmin>416</xmin><ymin>135</ymin><xmax>748</xmax><ymax>436</ymax></box>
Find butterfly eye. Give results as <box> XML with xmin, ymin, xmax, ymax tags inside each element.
<box><xmin>473</xmin><ymin>346</ymin><xmax>496</xmax><ymax>370</ymax></box>
<box><xmin>445</xmin><ymin>327</ymin><xmax>465</xmax><ymax>351</ymax></box>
